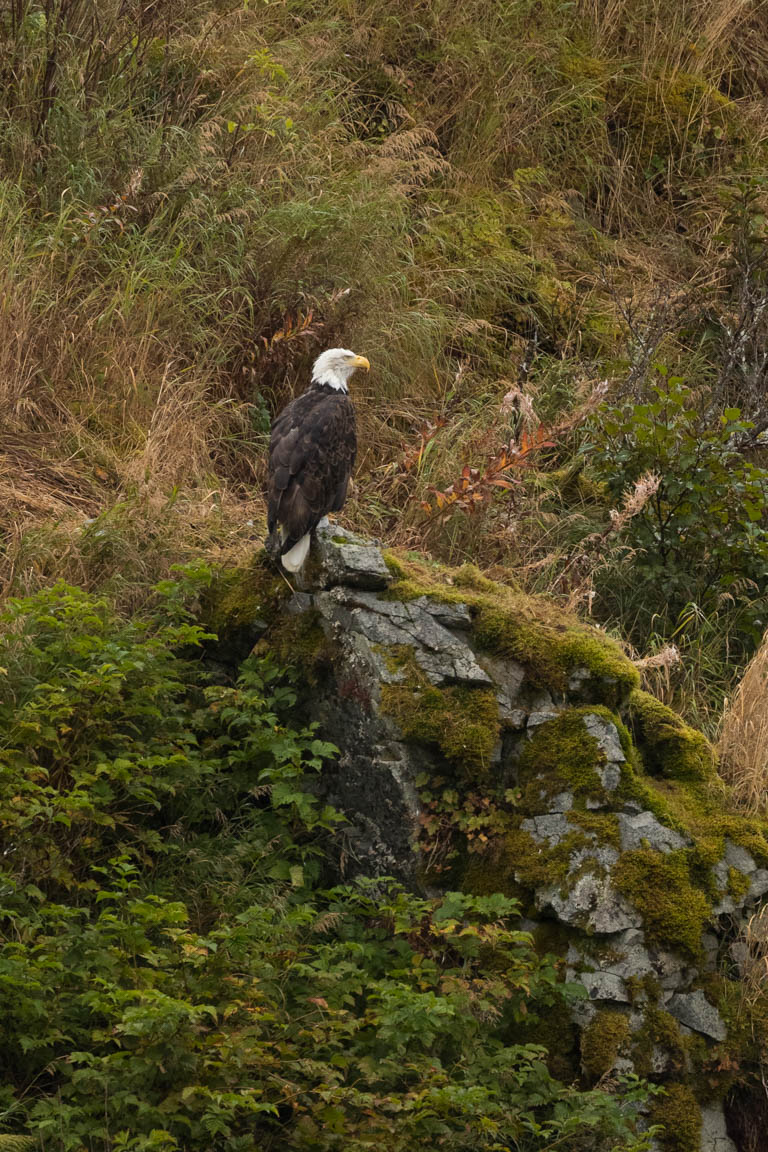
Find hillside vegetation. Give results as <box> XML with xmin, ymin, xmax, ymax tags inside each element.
<box><xmin>3</xmin><ymin>2</ymin><xmax>768</xmax><ymax>1146</ymax></box>
<box><xmin>0</xmin><ymin>571</ymin><xmax>655</xmax><ymax>1150</ymax></box>
<box><xmin>2</xmin><ymin>0</ymin><xmax>768</xmax><ymax>725</ymax></box>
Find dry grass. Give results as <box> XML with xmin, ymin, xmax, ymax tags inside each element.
<box><xmin>717</xmin><ymin>633</ymin><xmax>768</xmax><ymax>812</ymax></box>
<box><xmin>0</xmin><ymin>0</ymin><xmax>767</xmax><ymax>676</ymax></box>
<box><xmin>737</xmin><ymin>904</ymin><xmax>768</xmax><ymax>1010</ymax></box>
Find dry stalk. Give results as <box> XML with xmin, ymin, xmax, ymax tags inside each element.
<box><xmin>558</xmin><ymin>472</ymin><xmax>661</xmax><ymax>612</ymax></box>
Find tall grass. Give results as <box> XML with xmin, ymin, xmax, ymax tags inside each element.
<box><xmin>1</xmin><ymin>0</ymin><xmax>768</xmax><ymax>660</ymax></box>
<box><xmin>718</xmin><ymin>632</ymin><xmax>768</xmax><ymax>812</ymax></box>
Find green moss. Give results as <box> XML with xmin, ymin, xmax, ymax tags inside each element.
<box><xmin>580</xmin><ymin>1010</ymin><xmax>630</xmax><ymax>1079</ymax></box>
<box><xmin>617</xmin><ymin>771</ymin><xmax>768</xmax><ymax>899</ymax></box>
<box><xmin>567</xmin><ymin>810</ymin><xmax>620</xmax><ymax>848</ymax></box>
<box><xmin>630</xmin><ymin>1005</ymin><xmax>698</xmax><ymax>1079</ymax></box>
<box><xmin>462</xmin><ymin>822</ymin><xmax>591</xmax><ymax>899</ymax></box>
<box><xmin>268</xmin><ymin>609</ymin><xmax>332</xmax><ymax>679</ymax></box>
<box><xmin>518</xmin><ymin>709</ymin><xmax>610</xmax><ymax>807</ymax></box>
<box><xmin>473</xmin><ymin>608</ymin><xmax>637</xmax><ymax>705</ymax></box>
<box><xmin>206</xmin><ymin>553</ymin><xmax>289</xmax><ymax>636</ymax></box>
<box><xmin>376</xmin><ymin>643</ymin><xmax>418</xmax><ymax>677</ymax></box>
<box><xmin>383</xmin><ymin>553</ymin><xmax>639</xmax><ymax>705</ymax></box>
<box><xmin>507</xmin><ymin>826</ymin><xmax>586</xmax><ymax>892</ymax></box>
<box><xmin>382</xmin><ymin>551</ymin><xmax>408</xmax><ymax>579</ymax></box>
<box><xmin>627</xmin><ymin>689</ymin><xmax>715</xmax><ymax>783</ymax></box>
<box><xmin>613</xmin><ymin>849</ymin><xmax>710</xmax><ymax>961</ymax></box>
<box><xmin>381</xmin><ymin>681</ymin><xmax>500</xmax><ymax>774</ymax></box>
<box><xmin>651</xmin><ymin>1084</ymin><xmax>701</xmax><ymax>1152</ymax></box>
<box><xmin>728</xmin><ymin>867</ymin><xmax>751</xmax><ymax>903</ymax></box>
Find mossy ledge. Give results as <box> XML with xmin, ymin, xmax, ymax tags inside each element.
<box><xmin>613</xmin><ymin>849</ymin><xmax>710</xmax><ymax>962</ymax></box>
<box><xmin>381</xmin><ymin>680</ymin><xmax>500</xmax><ymax>775</ymax></box>
<box><xmin>626</xmin><ymin>688</ymin><xmax>716</xmax><ymax>784</ymax></box>
<box><xmin>518</xmin><ymin>707</ymin><xmax>612</xmax><ymax>808</ymax></box>
<box><xmin>383</xmin><ymin>553</ymin><xmax>639</xmax><ymax>706</ymax></box>
<box><xmin>205</xmin><ymin>552</ymin><xmax>290</xmax><ymax>639</ymax></box>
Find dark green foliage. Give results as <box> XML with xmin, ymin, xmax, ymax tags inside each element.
<box><xmin>590</xmin><ymin>371</ymin><xmax>768</xmax><ymax>650</ymax></box>
<box><xmin>0</xmin><ymin>576</ymin><xmax>653</xmax><ymax>1151</ymax></box>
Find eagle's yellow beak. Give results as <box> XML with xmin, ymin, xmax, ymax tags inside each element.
<box><xmin>351</xmin><ymin>355</ymin><xmax>370</xmax><ymax>371</ymax></box>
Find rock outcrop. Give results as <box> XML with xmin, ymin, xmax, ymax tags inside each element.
<box><xmin>212</xmin><ymin>525</ymin><xmax>768</xmax><ymax>1152</ymax></box>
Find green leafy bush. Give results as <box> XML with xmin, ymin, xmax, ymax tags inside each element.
<box><xmin>589</xmin><ymin>371</ymin><xmax>768</xmax><ymax>649</ymax></box>
<box><xmin>0</xmin><ymin>575</ymin><xmax>654</xmax><ymax>1151</ymax></box>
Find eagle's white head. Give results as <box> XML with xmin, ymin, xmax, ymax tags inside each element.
<box><xmin>312</xmin><ymin>347</ymin><xmax>370</xmax><ymax>393</ymax></box>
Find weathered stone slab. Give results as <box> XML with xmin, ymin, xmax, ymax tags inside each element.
<box><xmin>668</xmin><ymin>991</ymin><xmax>727</xmax><ymax>1041</ymax></box>
<box><xmin>536</xmin><ymin>846</ymin><xmax>643</xmax><ymax>933</ymax></box>
<box><xmin>700</xmin><ymin>1104</ymin><xmax>737</xmax><ymax>1152</ymax></box>
<box><xmin>314</xmin><ymin>523</ymin><xmax>391</xmax><ymax>589</ymax></box>
<box><xmin>618</xmin><ymin>811</ymin><xmax>688</xmax><ymax>854</ymax></box>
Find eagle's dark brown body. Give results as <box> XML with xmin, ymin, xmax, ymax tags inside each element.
<box><xmin>267</xmin><ymin>382</ymin><xmax>357</xmax><ymax>560</ymax></box>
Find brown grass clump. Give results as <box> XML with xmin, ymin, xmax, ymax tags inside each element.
<box><xmin>738</xmin><ymin>904</ymin><xmax>768</xmax><ymax>1010</ymax></box>
<box><xmin>717</xmin><ymin>633</ymin><xmax>768</xmax><ymax>812</ymax></box>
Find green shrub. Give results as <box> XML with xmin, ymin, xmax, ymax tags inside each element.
<box><xmin>0</xmin><ymin>575</ymin><xmax>654</xmax><ymax>1151</ymax></box>
<box><xmin>589</xmin><ymin>371</ymin><xmax>768</xmax><ymax>650</ymax></box>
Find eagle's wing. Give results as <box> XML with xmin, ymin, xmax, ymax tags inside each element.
<box><xmin>267</xmin><ymin>391</ymin><xmax>356</xmax><ymax>553</ymax></box>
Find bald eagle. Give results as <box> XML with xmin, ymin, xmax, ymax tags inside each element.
<box><xmin>266</xmin><ymin>348</ymin><xmax>370</xmax><ymax>572</ymax></box>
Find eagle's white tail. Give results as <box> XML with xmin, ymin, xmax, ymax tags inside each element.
<box><xmin>281</xmin><ymin>532</ymin><xmax>311</xmax><ymax>573</ymax></box>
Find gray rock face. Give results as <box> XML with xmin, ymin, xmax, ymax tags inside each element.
<box><xmin>578</xmin><ymin>971</ymin><xmax>633</xmax><ymax>1003</ymax></box>
<box><xmin>317</xmin><ymin>586</ymin><xmax>492</xmax><ymax>688</ymax></box>
<box><xmin>668</xmin><ymin>991</ymin><xmax>728</xmax><ymax>1042</ymax></box>
<box><xmin>618</xmin><ymin>810</ymin><xmax>689</xmax><ymax>854</ymax></box>
<box><xmin>583</xmin><ymin>712</ymin><xmax>626</xmax><ymax>764</ymax></box>
<box><xmin>536</xmin><ymin>845</ymin><xmax>643</xmax><ymax>933</ymax></box>
<box><xmin>313</xmin><ymin>522</ymin><xmax>391</xmax><ymax>589</ymax></box>
<box><xmin>700</xmin><ymin>1105</ymin><xmax>737</xmax><ymax>1152</ymax></box>
<box><xmin>748</xmin><ymin>869</ymin><xmax>768</xmax><ymax>901</ymax></box>
<box><xmin>521</xmin><ymin>813</ymin><xmax>571</xmax><ymax>846</ymax></box>
<box><xmin>724</xmin><ymin>840</ymin><xmax>757</xmax><ymax>873</ymax></box>
<box><xmin>527</xmin><ymin>710</ymin><xmax>560</xmax><ymax>729</ymax></box>
<box><xmin>567</xmin><ymin>928</ymin><xmax>696</xmax><ymax>1008</ymax></box>
<box><xmin>712</xmin><ymin>838</ymin><xmax>768</xmax><ymax>915</ymax></box>
<box><xmin>477</xmin><ymin>651</ymin><xmax>526</xmax><ymax>723</ymax></box>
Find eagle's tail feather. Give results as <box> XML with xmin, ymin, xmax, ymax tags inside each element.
<box><xmin>280</xmin><ymin>532</ymin><xmax>311</xmax><ymax>573</ymax></box>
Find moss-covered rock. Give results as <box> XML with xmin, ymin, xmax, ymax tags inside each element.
<box><xmin>215</xmin><ymin>532</ymin><xmax>768</xmax><ymax>1135</ymax></box>
<box><xmin>627</xmin><ymin>689</ymin><xmax>716</xmax><ymax>783</ymax></box>
<box><xmin>630</xmin><ymin>1004</ymin><xmax>702</xmax><ymax>1079</ymax></box>
<box><xmin>580</xmin><ymin>1010</ymin><xmax>631</xmax><ymax>1079</ymax></box>
<box><xmin>651</xmin><ymin>1083</ymin><xmax>702</xmax><ymax>1152</ymax></box>
<box><xmin>382</xmin><ymin>553</ymin><xmax>639</xmax><ymax>705</ymax></box>
<box><xmin>206</xmin><ymin>552</ymin><xmax>289</xmax><ymax>638</ymax></box>
<box><xmin>613</xmin><ymin>849</ymin><xmax>710</xmax><ymax>961</ymax></box>
<box><xmin>267</xmin><ymin>608</ymin><xmax>334</xmax><ymax>680</ymax></box>
<box><xmin>518</xmin><ymin>708</ymin><xmax>616</xmax><ymax>808</ymax></box>
<box><xmin>381</xmin><ymin>680</ymin><xmax>500</xmax><ymax>774</ymax></box>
